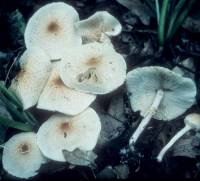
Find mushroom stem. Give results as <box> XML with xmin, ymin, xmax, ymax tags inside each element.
<box><xmin>129</xmin><ymin>89</ymin><xmax>164</xmax><ymax>146</ymax></box>
<box><xmin>156</xmin><ymin>124</ymin><xmax>191</xmax><ymax>162</ymax></box>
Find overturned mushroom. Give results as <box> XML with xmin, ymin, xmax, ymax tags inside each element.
<box><xmin>59</xmin><ymin>42</ymin><xmax>127</xmax><ymax>94</ymax></box>
<box><xmin>37</xmin><ymin>63</ymin><xmax>96</xmax><ymax>115</ymax></box>
<box><xmin>157</xmin><ymin>113</ymin><xmax>200</xmax><ymax>162</ymax></box>
<box><xmin>37</xmin><ymin>108</ymin><xmax>101</xmax><ymax>162</ymax></box>
<box><xmin>9</xmin><ymin>47</ymin><xmax>51</xmax><ymax>110</ymax></box>
<box><xmin>24</xmin><ymin>2</ymin><xmax>81</xmax><ymax>60</ymax></box>
<box><xmin>126</xmin><ymin>66</ymin><xmax>196</xmax><ymax>145</ymax></box>
<box><xmin>75</xmin><ymin>11</ymin><xmax>122</xmax><ymax>43</ymax></box>
<box><xmin>2</xmin><ymin>132</ymin><xmax>46</xmax><ymax>179</ymax></box>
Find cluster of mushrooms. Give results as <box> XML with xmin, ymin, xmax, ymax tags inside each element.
<box><xmin>1</xmin><ymin>1</ymin><xmax>200</xmax><ymax>180</ymax></box>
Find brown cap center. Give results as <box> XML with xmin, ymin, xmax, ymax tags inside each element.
<box><xmin>47</xmin><ymin>21</ymin><xmax>60</xmax><ymax>33</ymax></box>
<box><xmin>86</xmin><ymin>57</ymin><xmax>100</xmax><ymax>66</ymax></box>
<box><xmin>18</xmin><ymin>143</ymin><xmax>31</xmax><ymax>154</ymax></box>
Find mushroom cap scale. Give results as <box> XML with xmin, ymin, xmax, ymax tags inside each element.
<box><xmin>37</xmin><ymin>108</ymin><xmax>101</xmax><ymax>162</ymax></box>
<box><xmin>59</xmin><ymin>42</ymin><xmax>127</xmax><ymax>94</ymax></box>
<box><xmin>2</xmin><ymin>132</ymin><xmax>46</xmax><ymax>179</ymax></box>
<box><xmin>184</xmin><ymin>113</ymin><xmax>200</xmax><ymax>130</ymax></box>
<box><xmin>126</xmin><ymin>66</ymin><xmax>196</xmax><ymax>121</ymax></box>
<box><xmin>37</xmin><ymin>63</ymin><xmax>96</xmax><ymax>115</ymax></box>
<box><xmin>9</xmin><ymin>47</ymin><xmax>51</xmax><ymax>110</ymax></box>
<box><xmin>24</xmin><ymin>2</ymin><xmax>81</xmax><ymax>60</ymax></box>
<box><xmin>75</xmin><ymin>11</ymin><xmax>122</xmax><ymax>43</ymax></box>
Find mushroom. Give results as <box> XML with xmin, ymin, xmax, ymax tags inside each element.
<box><xmin>75</xmin><ymin>11</ymin><xmax>122</xmax><ymax>44</ymax></box>
<box><xmin>157</xmin><ymin>113</ymin><xmax>200</xmax><ymax>162</ymax></box>
<box><xmin>59</xmin><ymin>42</ymin><xmax>127</xmax><ymax>94</ymax></box>
<box><xmin>9</xmin><ymin>47</ymin><xmax>51</xmax><ymax>110</ymax></box>
<box><xmin>2</xmin><ymin>132</ymin><xmax>46</xmax><ymax>179</ymax></box>
<box><xmin>172</xmin><ymin>57</ymin><xmax>195</xmax><ymax>79</ymax></box>
<box><xmin>126</xmin><ymin>66</ymin><xmax>196</xmax><ymax>145</ymax></box>
<box><xmin>24</xmin><ymin>2</ymin><xmax>82</xmax><ymax>60</ymax></box>
<box><xmin>37</xmin><ymin>63</ymin><xmax>96</xmax><ymax>115</ymax></box>
<box><xmin>37</xmin><ymin>108</ymin><xmax>101</xmax><ymax>162</ymax></box>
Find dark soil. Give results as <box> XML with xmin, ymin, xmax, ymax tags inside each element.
<box><xmin>1</xmin><ymin>0</ymin><xmax>200</xmax><ymax>180</ymax></box>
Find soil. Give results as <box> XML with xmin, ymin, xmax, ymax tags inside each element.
<box><xmin>0</xmin><ymin>0</ymin><xmax>200</xmax><ymax>180</ymax></box>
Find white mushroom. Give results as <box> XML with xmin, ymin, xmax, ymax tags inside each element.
<box><xmin>9</xmin><ymin>47</ymin><xmax>51</xmax><ymax>110</ymax></box>
<box><xmin>37</xmin><ymin>63</ymin><xmax>96</xmax><ymax>115</ymax></box>
<box><xmin>157</xmin><ymin>113</ymin><xmax>200</xmax><ymax>162</ymax></box>
<box><xmin>37</xmin><ymin>108</ymin><xmax>101</xmax><ymax>162</ymax></box>
<box><xmin>59</xmin><ymin>42</ymin><xmax>127</xmax><ymax>94</ymax></box>
<box><xmin>75</xmin><ymin>11</ymin><xmax>122</xmax><ymax>44</ymax></box>
<box><xmin>2</xmin><ymin>132</ymin><xmax>46</xmax><ymax>179</ymax></box>
<box><xmin>24</xmin><ymin>2</ymin><xmax>82</xmax><ymax>60</ymax></box>
<box><xmin>126</xmin><ymin>66</ymin><xmax>196</xmax><ymax>145</ymax></box>
<box><xmin>172</xmin><ymin>57</ymin><xmax>195</xmax><ymax>79</ymax></box>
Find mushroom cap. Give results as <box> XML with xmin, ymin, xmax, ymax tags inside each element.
<box><xmin>59</xmin><ymin>42</ymin><xmax>127</xmax><ymax>94</ymax></box>
<box><xmin>37</xmin><ymin>63</ymin><xmax>96</xmax><ymax>115</ymax></box>
<box><xmin>75</xmin><ymin>11</ymin><xmax>122</xmax><ymax>43</ymax></box>
<box><xmin>9</xmin><ymin>47</ymin><xmax>51</xmax><ymax>110</ymax></box>
<box><xmin>37</xmin><ymin>108</ymin><xmax>101</xmax><ymax>162</ymax></box>
<box><xmin>2</xmin><ymin>132</ymin><xmax>46</xmax><ymax>179</ymax></box>
<box><xmin>24</xmin><ymin>2</ymin><xmax>82</xmax><ymax>60</ymax></box>
<box><xmin>184</xmin><ymin>113</ymin><xmax>200</xmax><ymax>130</ymax></box>
<box><xmin>126</xmin><ymin>66</ymin><xmax>196</xmax><ymax>121</ymax></box>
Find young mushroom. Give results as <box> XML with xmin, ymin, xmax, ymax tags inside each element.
<box><xmin>9</xmin><ymin>47</ymin><xmax>51</xmax><ymax>110</ymax></box>
<box><xmin>75</xmin><ymin>11</ymin><xmax>122</xmax><ymax>44</ymax></box>
<box><xmin>157</xmin><ymin>113</ymin><xmax>200</xmax><ymax>162</ymax></box>
<box><xmin>37</xmin><ymin>108</ymin><xmax>101</xmax><ymax>162</ymax></box>
<box><xmin>37</xmin><ymin>63</ymin><xmax>96</xmax><ymax>115</ymax></box>
<box><xmin>2</xmin><ymin>132</ymin><xmax>46</xmax><ymax>179</ymax></box>
<box><xmin>59</xmin><ymin>42</ymin><xmax>127</xmax><ymax>94</ymax></box>
<box><xmin>126</xmin><ymin>66</ymin><xmax>196</xmax><ymax>146</ymax></box>
<box><xmin>24</xmin><ymin>2</ymin><xmax>81</xmax><ymax>60</ymax></box>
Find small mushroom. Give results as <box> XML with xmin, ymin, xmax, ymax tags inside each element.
<box><xmin>9</xmin><ymin>47</ymin><xmax>51</xmax><ymax>110</ymax></box>
<box><xmin>2</xmin><ymin>132</ymin><xmax>46</xmax><ymax>179</ymax></box>
<box><xmin>172</xmin><ymin>57</ymin><xmax>195</xmax><ymax>79</ymax></box>
<box><xmin>75</xmin><ymin>11</ymin><xmax>122</xmax><ymax>43</ymax></box>
<box><xmin>157</xmin><ymin>113</ymin><xmax>200</xmax><ymax>162</ymax></box>
<box><xmin>24</xmin><ymin>2</ymin><xmax>82</xmax><ymax>60</ymax></box>
<box><xmin>37</xmin><ymin>63</ymin><xmax>96</xmax><ymax>115</ymax></box>
<box><xmin>126</xmin><ymin>66</ymin><xmax>196</xmax><ymax>145</ymax></box>
<box><xmin>59</xmin><ymin>42</ymin><xmax>127</xmax><ymax>94</ymax></box>
<box><xmin>37</xmin><ymin>108</ymin><xmax>101</xmax><ymax>162</ymax></box>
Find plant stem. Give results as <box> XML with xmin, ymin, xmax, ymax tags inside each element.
<box><xmin>129</xmin><ymin>89</ymin><xmax>164</xmax><ymax>145</ymax></box>
<box><xmin>157</xmin><ymin>124</ymin><xmax>191</xmax><ymax>162</ymax></box>
<box><xmin>158</xmin><ymin>0</ymin><xmax>170</xmax><ymax>46</ymax></box>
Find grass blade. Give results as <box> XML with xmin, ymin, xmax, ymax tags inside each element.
<box><xmin>155</xmin><ymin>0</ymin><xmax>160</xmax><ymax>24</ymax></box>
<box><xmin>166</xmin><ymin>0</ymin><xmax>187</xmax><ymax>39</ymax></box>
<box><xmin>168</xmin><ymin>0</ymin><xmax>196</xmax><ymax>40</ymax></box>
<box><xmin>0</xmin><ymin>81</ymin><xmax>23</xmax><ymax>109</ymax></box>
<box><xmin>0</xmin><ymin>92</ymin><xmax>35</xmax><ymax>126</ymax></box>
<box><xmin>0</xmin><ymin>115</ymin><xmax>32</xmax><ymax>131</ymax></box>
<box><xmin>158</xmin><ymin>0</ymin><xmax>170</xmax><ymax>46</ymax></box>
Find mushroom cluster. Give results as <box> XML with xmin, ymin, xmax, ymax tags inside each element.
<box><xmin>126</xmin><ymin>66</ymin><xmax>197</xmax><ymax>161</ymax></box>
<box><xmin>2</xmin><ymin>2</ymin><xmax>126</xmax><ymax>179</ymax></box>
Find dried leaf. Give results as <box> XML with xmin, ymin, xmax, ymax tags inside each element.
<box><xmin>114</xmin><ymin>164</ymin><xmax>129</xmax><ymax>179</ymax></box>
<box><xmin>96</xmin><ymin>166</ymin><xmax>117</xmax><ymax>179</ymax></box>
<box><xmin>172</xmin><ymin>135</ymin><xmax>200</xmax><ymax>159</ymax></box>
<box><xmin>63</xmin><ymin>149</ymin><xmax>97</xmax><ymax>166</ymax></box>
<box><xmin>116</xmin><ymin>0</ymin><xmax>154</xmax><ymax>25</ymax></box>
<box><xmin>7</xmin><ymin>9</ymin><xmax>25</xmax><ymax>48</ymax></box>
